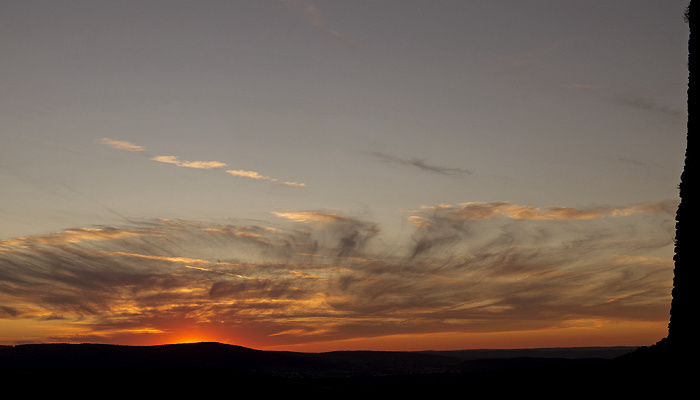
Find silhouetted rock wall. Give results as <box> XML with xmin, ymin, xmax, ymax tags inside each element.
<box><xmin>669</xmin><ymin>1</ymin><xmax>698</xmax><ymax>349</ymax></box>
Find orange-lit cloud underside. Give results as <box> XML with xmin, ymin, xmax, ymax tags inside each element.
<box><xmin>0</xmin><ymin>202</ymin><xmax>674</xmax><ymax>351</ymax></box>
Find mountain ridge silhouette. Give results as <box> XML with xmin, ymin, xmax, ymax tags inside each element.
<box><xmin>0</xmin><ymin>341</ymin><xmax>681</xmax><ymax>395</ymax></box>
<box><xmin>0</xmin><ymin>341</ymin><xmax>636</xmax><ymax>372</ymax></box>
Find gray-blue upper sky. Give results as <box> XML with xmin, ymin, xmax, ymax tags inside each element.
<box><xmin>0</xmin><ymin>1</ymin><xmax>690</xmax><ymax>349</ymax></box>
<box><xmin>1</xmin><ymin>0</ymin><xmax>688</xmax><ymax>239</ymax></box>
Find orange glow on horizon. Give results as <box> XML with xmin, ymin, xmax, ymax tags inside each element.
<box><xmin>106</xmin><ymin>319</ymin><xmax>667</xmax><ymax>352</ymax></box>
<box><xmin>145</xmin><ymin>327</ymin><xmax>231</xmax><ymax>347</ymax></box>
<box><xmin>253</xmin><ymin>320</ymin><xmax>668</xmax><ymax>352</ymax></box>
<box><xmin>1</xmin><ymin>316</ymin><xmax>667</xmax><ymax>352</ymax></box>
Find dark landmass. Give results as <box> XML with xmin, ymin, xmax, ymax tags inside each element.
<box><xmin>0</xmin><ymin>340</ymin><xmax>687</xmax><ymax>395</ymax></box>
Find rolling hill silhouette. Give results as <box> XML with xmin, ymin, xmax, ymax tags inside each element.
<box><xmin>0</xmin><ymin>342</ymin><xmax>683</xmax><ymax>395</ymax></box>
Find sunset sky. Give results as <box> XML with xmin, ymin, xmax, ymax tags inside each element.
<box><xmin>0</xmin><ymin>0</ymin><xmax>690</xmax><ymax>352</ymax></box>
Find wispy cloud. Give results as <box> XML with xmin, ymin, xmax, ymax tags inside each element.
<box><xmin>406</xmin><ymin>200</ymin><xmax>676</xmax><ymax>260</ymax></box>
<box><xmin>273</xmin><ymin>210</ymin><xmax>354</xmax><ymax>224</ymax></box>
<box><xmin>98</xmin><ymin>138</ymin><xmax>145</xmax><ymax>153</ymax></box>
<box><xmin>569</xmin><ymin>83</ymin><xmax>601</xmax><ymax>90</ymax></box>
<box><xmin>0</xmin><ymin>200</ymin><xmax>675</xmax><ymax>347</ymax></box>
<box><xmin>273</xmin><ymin>210</ymin><xmax>380</xmax><ymax>259</ymax></box>
<box><xmin>281</xmin><ymin>0</ymin><xmax>357</xmax><ymax>46</ymax></box>
<box><xmin>565</xmin><ymin>84</ymin><xmax>682</xmax><ymax>119</ymax></box>
<box><xmin>612</xmin><ymin>94</ymin><xmax>684</xmax><ymax>119</ymax></box>
<box><xmin>152</xmin><ymin>155</ymin><xmax>227</xmax><ymax>170</ymax></box>
<box><xmin>227</xmin><ymin>169</ymin><xmax>306</xmax><ymax>187</ymax></box>
<box><xmin>99</xmin><ymin>138</ymin><xmax>305</xmax><ymax>187</ymax></box>
<box><xmin>0</xmin><ymin>228</ymin><xmax>149</xmax><ymax>250</ymax></box>
<box><xmin>410</xmin><ymin>201</ymin><xmax>675</xmax><ymax>225</ymax></box>
<box><xmin>283</xmin><ymin>0</ymin><xmax>323</xmax><ymax>27</ymax></box>
<box><xmin>369</xmin><ymin>151</ymin><xmax>472</xmax><ymax>176</ymax></box>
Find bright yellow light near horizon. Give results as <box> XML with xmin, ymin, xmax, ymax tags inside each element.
<box><xmin>162</xmin><ymin>327</ymin><xmax>227</xmax><ymax>345</ymax></box>
<box><xmin>171</xmin><ymin>336</ymin><xmax>212</xmax><ymax>344</ymax></box>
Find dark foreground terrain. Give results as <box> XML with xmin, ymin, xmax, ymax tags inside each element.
<box><xmin>0</xmin><ymin>340</ymin><xmax>687</xmax><ymax>396</ymax></box>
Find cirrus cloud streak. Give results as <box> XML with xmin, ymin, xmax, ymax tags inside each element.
<box><xmin>227</xmin><ymin>170</ymin><xmax>306</xmax><ymax>187</ymax></box>
<box><xmin>99</xmin><ymin>138</ymin><xmax>306</xmax><ymax>187</ymax></box>
<box><xmin>151</xmin><ymin>155</ymin><xmax>227</xmax><ymax>170</ymax></box>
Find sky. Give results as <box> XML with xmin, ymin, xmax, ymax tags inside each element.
<box><xmin>0</xmin><ymin>0</ymin><xmax>690</xmax><ymax>352</ymax></box>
